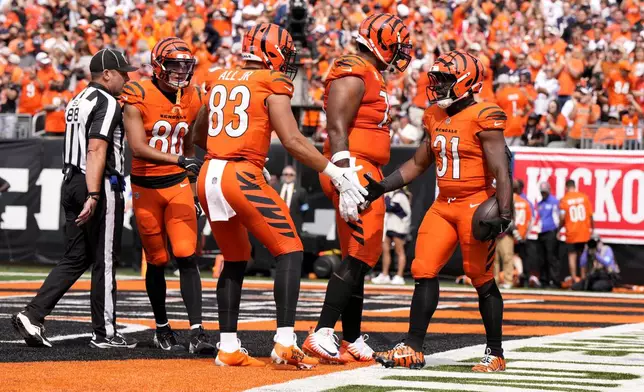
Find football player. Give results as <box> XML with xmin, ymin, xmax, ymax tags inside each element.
<box><xmin>192</xmin><ymin>23</ymin><xmax>366</xmax><ymax>368</ymax></box>
<box><xmin>364</xmin><ymin>50</ymin><xmax>512</xmax><ymax>372</ymax></box>
<box><xmin>122</xmin><ymin>37</ymin><xmax>214</xmax><ymax>354</ymax></box>
<box><xmin>302</xmin><ymin>13</ymin><xmax>412</xmax><ymax>364</ymax></box>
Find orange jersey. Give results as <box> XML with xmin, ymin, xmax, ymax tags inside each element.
<box><xmin>121</xmin><ymin>79</ymin><xmax>203</xmax><ymax>177</ymax></box>
<box><xmin>513</xmin><ymin>193</ymin><xmax>532</xmax><ymax>240</ymax></box>
<box><xmin>17</xmin><ymin>78</ymin><xmax>44</xmax><ymax>115</ymax></box>
<box><xmin>559</xmin><ymin>191</ymin><xmax>593</xmax><ymax>244</ymax></box>
<box><xmin>204</xmin><ymin>68</ymin><xmax>294</xmax><ymax>168</ymax></box>
<box><xmin>568</xmin><ymin>103</ymin><xmax>600</xmax><ymax>139</ymax></box>
<box><xmin>322</xmin><ymin>55</ymin><xmax>391</xmax><ymax>165</ymax></box>
<box><xmin>424</xmin><ymin>102</ymin><xmax>507</xmax><ymax>198</ymax></box>
<box><xmin>42</xmin><ymin>89</ymin><xmax>72</xmax><ymax>133</ymax></box>
<box><xmin>496</xmin><ymin>86</ymin><xmax>529</xmax><ymax>137</ymax></box>
<box><xmin>605</xmin><ymin>70</ymin><xmax>633</xmax><ymax>107</ymax></box>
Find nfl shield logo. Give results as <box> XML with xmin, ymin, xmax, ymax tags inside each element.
<box><xmin>445</xmin><ymin>118</ymin><xmax>451</xmax><ymax>124</ymax></box>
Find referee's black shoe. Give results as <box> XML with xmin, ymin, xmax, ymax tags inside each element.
<box><xmin>189</xmin><ymin>326</ymin><xmax>215</xmax><ymax>355</ymax></box>
<box><xmin>153</xmin><ymin>326</ymin><xmax>186</xmax><ymax>351</ymax></box>
<box><xmin>11</xmin><ymin>311</ymin><xmax>52</xmax><ymax>348</ymax></box>
<box><xmin>89</xmin><ymin>332</ymin><xmax>138</xmax><ymax>349</ymax></box>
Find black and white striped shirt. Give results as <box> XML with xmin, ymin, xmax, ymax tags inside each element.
<box><xmin>63</xmin><ymin>82</ymin><xmax>125</xmax><ymax>176</ymax></box>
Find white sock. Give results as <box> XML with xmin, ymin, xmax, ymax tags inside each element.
<box><xmin>274</xmin><ymin>327</ymin><xmax>295</xmax><ymax>346</ymax></box>
<box><xmin>219</xmin><ymin>332</ymin><xmax>240</xmax><ymax>353</ymax></box>
<box><xmin>190</xmin><ymin>324</ymin><xmax>202</xmax><ymax>330</ymax></box>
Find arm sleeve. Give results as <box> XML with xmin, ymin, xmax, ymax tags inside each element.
<box><xmin>88</xmin><ymin>93</ymin><xmax>122</xmax><ymax>141</ymax></box>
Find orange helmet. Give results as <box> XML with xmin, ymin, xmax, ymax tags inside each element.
<box><xmin>356</xmin><ymin>13</ymin><xmax>412</xmax><ymax>72</ymax></box>
<box><xmin>426</xmin><ymin>50</ymin><xmax>485</xmax><ymax>109</ymax></box>
<box><xmin>242</xmin><ymin>23</ymin><xmax>297</xmax><ymax>79</ymax></box>
<box><xmin>151</xmin><ymin>37</ymin><xmax>196</xmax><ymax>89</ymax></box>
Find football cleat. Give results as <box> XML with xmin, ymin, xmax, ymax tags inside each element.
<box><xmin>215</xmin><ymin>343</ymin><xmax>265</xmax><ymax>367</ymax></box>
<box><xmin>373</xmin><ymin>343</ymin><xmax>425</xmax><ymax>369</ymax></box>
<box><xmin>12</xmin><ymin>311</ymin><xmax>52</xmax><ymax>348</ymax></box>
<box><xmin>302</xmin><ymin>328</ymin><xmax>345</xmax><ymax>364</ymax></box>
<box><xmin>90</xmin><ymin>332</ymin><xmax>138</xmax><ymax>349</ymax></box>
<box><xmin>153</xmin><ymin>327</ymin><xmax>185</xmax><ymax>351</ymax></box>
<box><xmin>189</xmin><ymin>327</ymin><xmax>216</xmax><ymax>354</ymax></box>
<box><xmin>339</xmin><ymin>335</ymin><xmax>375</xmax><ymax>363</ymax></box>
<box><xmin>271</xmin><ymin>336</ymin><xmax>319</xmax><ymax>369</ymax></box>
<box><xmin>472</xmin><ymin>349</ymin><xmax>506</xmax><ymax>372</ymax></box>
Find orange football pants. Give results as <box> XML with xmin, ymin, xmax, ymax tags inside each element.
<box><xmin>132</xmin><ymin>178</ymin><xmax>197</xmax><ymax>266</ymax></box>
<box><xmin>413</xmin><ymin>189</ymin><xmax>496</xmax><ymax>288</ymax></box>
<box><xmin>197</xmin><ymin>160</ymin><xmax>303</xmax><ymax>261</ymax></box>
<box><xmin>319</xmin><ymin>158</ymin><xmax>385</xmax><ymax>267</ymax></box>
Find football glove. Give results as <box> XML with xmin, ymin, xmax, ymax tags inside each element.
<box><xmin>479</xmin><ymin>217</ymin><xmax>512</xmax><ymax>241</ymax></box>
<box><xmin>262</xmin><ymin>158</ymin><xmax>271</xmax><ymax>183</ymax></box>
<box><xmin>194</xmin><ymin>196</ymin><xmax>203</xmax><ymax>218</ymax></box>
<box><xmin>178</xmin><ymin>156</ymin><xmax>203</xmax><ymax>175</ymax></box>
<box><xmin>339</xmin><ymin>192</ymin><xmax>359</xmax><ymax>222</ymax></box>
<box><xmin>323</xmin><ymin>162</ymin><xmax>367</xmax><ymax>206</ymax></box>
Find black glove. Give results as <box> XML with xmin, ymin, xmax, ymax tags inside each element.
<box><xmin>178</xmin><ymin>156</ymin><xmax>203</xmax><ymax>175</ymax></box>
<box><xmin>194</xmin><ymin>196</ymin><xmax>203</xmax><ymax>218</ymax></box>
<box><xmin>359</xmin><ymin>174</ymin><xmax>386</xmax><ymax>211</ymax></box>
<box><xmin>363</xmin><ymin>174</ymin><xmax>386</xmax><ymax>202</ymax></box>
<box><xmin>479</xmin><ymin>217</ymin><xmax>512</xmax><ymax>241</ymax></box>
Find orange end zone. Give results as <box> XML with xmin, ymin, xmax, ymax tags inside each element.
<box><xmin>0</xmin><ymin>359</ymin><xmax>372</xmax><ymax>392</ymax></box>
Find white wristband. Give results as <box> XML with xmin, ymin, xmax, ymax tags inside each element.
<box><xmin>322</xmin><ymin>161</ymin><xmax>342</xmax><ymax>179</ymax></box>
<box><xmin>331</xmin><ymin>151</ymin><xmax>351</xmax><ymax>163</ymax></box>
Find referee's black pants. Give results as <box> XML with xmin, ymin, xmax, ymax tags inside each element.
<box><xmin>25</xmin><ymin>171</ymin><xmax>124</xmax><ymax>339</ymax></box>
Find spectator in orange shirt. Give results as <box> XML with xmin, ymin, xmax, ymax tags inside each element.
<box><xmin>17</xmin><ymin>68</ymin><xmax>45</xmax><ymax>116</ymax></box>
<box><xmin>563</xmin><ymin>87</ymin><xmax>601</xmax><ymax>148</ymax></box>
<box><xmin>558</xmin><ymin>179</ymin><xmax>594</xmax><ymax>284</ymax></box>
<box><xmin>605</xmin><ymin>60</ymin><xmax>635</xmax><ymax>113</ymax></box>
<box><xmin>35</xmin><ymin>52</ymin><xmax>58</xmax><ymax>88</ymax></box>
<box><xmin>554</xmin><ymin>45</ymin><xmax>584</xmax><ymax>108</ymax></box>
<box><xmin>302</xmin><ymin>77</ymin><xmax>324</xmax><ymax>137</ymax></box>
<box><xmin>496</xmin><ymin>75</ymin><xmax>531</xmax><ymax>146</ymax></box>
<box><xmin>41</xmin><ymin>74</ymin><xmax>71</xmax><ymax>136</ymax></box>
<box><xmin>4</xmin><ymin>54</ymin><xmax>23</xmax><ymax>83</ymax></box>
<box><xmin>540</xmin><ymin>100</ymin><xmax>568</xmax><ymax>144</ymax></box>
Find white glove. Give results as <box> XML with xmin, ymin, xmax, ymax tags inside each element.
<box><xmin>262</xmin><ymin>158</ymin><xmax>271</xmax><ymax>182</ymax></box>
<box><xmin>339</xmin><ymin>192</ymin><xmax>360</xmax><ymax>222</ymax></box>
<box><xmin>322</xmin><ymin>161</ymin><xmax>367</xmax><ymax>205</ymax></box>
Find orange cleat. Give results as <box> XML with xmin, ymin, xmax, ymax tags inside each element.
<box><xmin>271</xmin><ymin>342</ymin><xmax>319</xmax><ymax>369</ymax></box>
<box><xmin>373</xmin><ymin>343</ymin><xmax>425</xmax><ymax>369</ymax></box>
<box><xmin>215</xmin><ymin>345</ymin><xmax>265</xmax><ymax>367</ymax></box>
<box><xmin>302</xmin><ymin>328</ymin><xmax>345</xmax><ymax>364</ymax></box>
<box><xmin>472</xmin><ymin>350</ymin><xmax>506</xmax><ymax>372</ymax></box>
<box><xmin>339</xmin><ymin>335</ymin><xmax>375</xmax><ymax>363</ymax></box>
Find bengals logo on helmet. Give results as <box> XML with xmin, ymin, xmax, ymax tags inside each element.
<box><xmin>426</xmin><ymin>50</ymin><xmax>485</xmax><ymax>109</ymax></box>
<box><xmin>242</xmin><ymin>23</ymin><xmax>298</xmax><ymax>80</ymax></box>
<box><xmin>151</xmin><ymin>37</ymin><xmax>196</xmax><ymax>90</ymax></box>
<box><xmin>356</xmin><ymin>13</ymin><xmax>412</xmax><ymax>73</ymax></box>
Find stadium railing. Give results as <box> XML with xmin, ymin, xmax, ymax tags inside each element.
<box><xmin>578</xmin><ymin>124</ymin><xmax>643</xmax><ymax>150</ymax></box>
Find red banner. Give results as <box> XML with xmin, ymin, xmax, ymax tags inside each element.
<box><xmin>512</xmin><ymin>147</ymin><xmax>644</xmax><ymax>245</ymax></box>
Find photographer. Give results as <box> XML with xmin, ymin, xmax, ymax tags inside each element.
<box><xmin>572</xmin><ymin>236</ymin><xmax>620</xmax><ymax>292</ymax></box>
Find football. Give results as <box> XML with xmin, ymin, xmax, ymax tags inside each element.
<box><xmin>471</xmin><ymin>197</ymin><xmax>499</xmax><ymax>241</ymax></box>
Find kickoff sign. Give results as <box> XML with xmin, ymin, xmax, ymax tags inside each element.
<box><xmin>512</xmin><ymin>147</ymin><xmax>644</xmax><ymax>245</ymax></box>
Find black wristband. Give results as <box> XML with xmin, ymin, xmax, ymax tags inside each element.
<box><xmin>382</xmin><ymin>170</ymin><xmax>405</xmax><ymax>193</ymax></box>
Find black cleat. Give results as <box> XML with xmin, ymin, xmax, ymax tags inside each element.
<box><xmin>89</xmin><ymin>332</ymin><xmax>138</xmax><ymax>349</ymax></box>
<box><xmin>189</xmin><ymin>327</ymin><xmax>215</xmax><ymax>355</ymax></box>
<box><xmin>12</xmin><ymin>311</ymin><xmax>52</xmax><ymax>348</ymax></box>
<box><xmin>153</xmin><ymin>327</ymin><xmax>185</xmax><ymax>352</ymax></box>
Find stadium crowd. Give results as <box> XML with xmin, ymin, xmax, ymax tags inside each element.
<box><xmin>0</xmin><ymin>0</ymin><xmax>643</xmax><ymax>144</ymax></box>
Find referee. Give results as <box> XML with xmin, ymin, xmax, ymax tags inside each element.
<box><xmin>12</xmin><ymin>49</ymin><xmax>138</xmax><ymax>349</ymax></box>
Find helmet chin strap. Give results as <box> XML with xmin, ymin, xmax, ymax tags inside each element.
<box><xmin>437</xmin><ymin>90</ymin><xmax>471</xmax><ymax>109</ymax></box>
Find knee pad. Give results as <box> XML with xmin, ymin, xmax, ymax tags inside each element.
<box><xmin>173</xmin><ymin>242</ymin><xmax>196</xmax><ymax>259</ymax></box>
<box><xmin>177</xmin><ymin>254</ymin><xmax>198</xmax><ymax>271</ymax></box>
<box><xmin>411</xmin><ymin>260</ymin><xmax>439</xmax><ymax>280</ymax></box>
<box><xmin>334</xmin><ymin>256</ymin><xmax>371</xmax><ymax>284</ymax></box>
